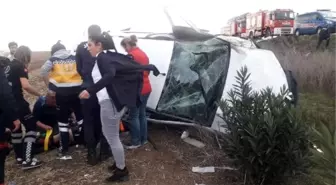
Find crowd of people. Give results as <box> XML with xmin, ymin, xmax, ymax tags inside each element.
<box><xmin>0</xmin><ymin>24</ymin><xmax>160</xmax><ymax>184</ymax></box>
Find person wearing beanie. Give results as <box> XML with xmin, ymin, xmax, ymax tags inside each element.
<box><xmin>40</xmin><ymin>41</ymin><xmax>83</xmax><ymax>160</ymax></box>
<box><xmin>75</xmin><ymin>25</ymin><xmax>110</xmax><ymax>165</ymax></box>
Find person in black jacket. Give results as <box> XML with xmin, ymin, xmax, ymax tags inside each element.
<box><xmin>317</xmin><ymin>27</ymin><xmax>331</xmax><ymax>49</ymax></box>
<box><xmin>0</xmin><ymin>56</ymin><xmax>21</xmax><ymax>185</ymax></box>
<box><xmin>76</xmin><ymin>25</ymin><xmax>110</xmax><ymax>165</ymax></box>
<box><xmin>79</xmin><ymin>32</ymin><xmax>160</xmax><ymax>183</ymax></box>
<box><xmin>5</xmin><ymin>46</ymin><xmax>43</xmax><ymax>170</ymax></box>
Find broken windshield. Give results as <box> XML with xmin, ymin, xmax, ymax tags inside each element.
<box><xmin>156</xmin><ymin>38</ymin><xmax>231</xmax><ymax>126</ymax></box>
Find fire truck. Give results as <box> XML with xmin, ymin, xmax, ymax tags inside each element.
<box><xmin>221</xmin><ymin>17</ymin><xmax>238</xmax><ymax>36</ymax></box>
<box><xmin>235</xmin><ymin>13</ymin><xmax>248</xmax><ymax>37</ymax></box>
<box><xmin>221</xmin><ymin>13</ymin><xmax>248</xmax><ymax>36</ymax></box>
<box><xmin>245</xmin><ymin>9</ymin><xmax>295</xmax><ymax>38</ymax></box>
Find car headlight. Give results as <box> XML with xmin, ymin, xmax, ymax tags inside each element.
<box><xmin>326</xmin><ymin>20</ymin><xmax>333</xmax><ymax>24</ymax></box>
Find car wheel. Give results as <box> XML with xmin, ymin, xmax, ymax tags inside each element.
<box><xmin>295</xmin><ymin>29</ymin><xmax>300</xmax><ymax>36</ymax></box>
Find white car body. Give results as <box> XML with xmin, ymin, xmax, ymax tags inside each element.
<box><xmin>111</xmin><ymin>34</ymin><xmax>289</xmax><ymax>132</ymax></box>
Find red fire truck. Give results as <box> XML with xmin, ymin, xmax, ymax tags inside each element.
<box><xmin>244</xmin><ymin>9</ymin><xmax>295</xmax><ymax>38</ymax></box>
<box><xmin>221</xmin><ymin>13</ymin><xmax>248</xmax><ymax>36</ymax></box>
<box><xmin>221</xmin><ymin>17</ymin><xmax>238</xmax><ymax>36</ymax></box>
<box><xmin>236</xmin><ymin>13</ymin><xmax>248</xmax><ymax>37</ymax></box>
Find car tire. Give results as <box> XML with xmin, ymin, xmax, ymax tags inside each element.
<box><xmin>295</xmin><ymin>29</ymin><xmax>300</xmax><ymax>36</ymax></box>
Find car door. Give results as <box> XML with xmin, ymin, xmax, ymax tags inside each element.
<box><xmin>308</xmin><ymin>13</ymin><xmax>319</xmax><ymax>34</ymax></box>
<box><xmin>298</xmin><ymin>14</ymin><xmax>309</xmax><ymax>34</ymax></box>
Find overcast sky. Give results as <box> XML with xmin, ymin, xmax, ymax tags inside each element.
<box><xmin>0</xmin><ymin>0</ymin><xmax>335</xmax><ymax>51</ymax></box>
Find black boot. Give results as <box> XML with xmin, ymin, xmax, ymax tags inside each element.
<box><xmin>22</xmin><ymin>142</ymin><xmax>42</xmax><ymax>170</ymax></box>
<box><xmin>87</xmin><ymin>148</ymin><xmax>98</xmax><ymax>166</ymax></box>
<box><xmin>99</xmin><ymin>142</ymin><xmax>111</xmax><ymax>162</ymax></box>
<box><xmin>107</xmin><ymin>162</ymin><xmax>116</xmax><ymax>172</ymax></box>
<box><xmin>105</xmin><ymin>166</ymin><xmax>129</xmax><ymax>183</ymax></box>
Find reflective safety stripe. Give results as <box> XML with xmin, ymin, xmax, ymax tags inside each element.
<box><xmin>24</xmin><ymin>137</ymin><xmax>36</xmax><ymax>143</ymax></box>
<box><xmin>58</xmin><ymin>122</ymin><xmax>69</xmax><ymax>132</ymax></box>
<box><xmin>59</xmin><ymin>127</ymin><xmax>69</xmax><ymax>132</ymax></box>
<box><xmin>12</xmin><ymin>139</ymin><xmax>23</xmax><ymax>144</ymax></box>
<box><xmin>77</xmin><ymin>119</ymin><xmax>83</xmax><ymax>125</ymax></box>
<box><xmin>11</xmin><ymin>133</ymin><xmax>23</xmax><ymax>137</ymax></box>
<box><xmin>49</xmin><ymin>79</ymin><xmax>82</xmax><ymax>87</ymax></box>
<box><xmin>58</xmin><ymin>122</ymin><xmax>68</xmax><ymax>127</ymax></box>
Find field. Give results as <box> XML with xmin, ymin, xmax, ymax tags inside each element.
<box><xmin>4</xmin><ymin>35</ymin><xmax>336</xmax><ymax>185</ymax></box>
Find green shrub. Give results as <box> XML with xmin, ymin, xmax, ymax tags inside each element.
<box><xmin>309</xmin><ymin>122</ymin><xmax>335</xmax><ymax>185</ymax></box>
<box><xmin>220</xmin><ymin>66</ymin><xmax>311</xmax><ymax>185</ymax></box>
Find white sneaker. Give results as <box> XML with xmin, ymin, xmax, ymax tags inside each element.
<box><xmin>57</xmin><ymin>155</ymin><xmax>72</xmax><ymax>160</ymax></box>
<box><xmin>124</xmin><ymin>144</ymin><xmax>141</xmax><ymax>150</ymax></box>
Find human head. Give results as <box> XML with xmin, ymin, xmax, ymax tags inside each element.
<box><xmin>0</xmin><ymin>56</ymin><xmax>10</xmax><ymax>68</ymax></box>
<box><xmin>88</xmin><ymin>32</ymin><xmax>116</xmax><ymax>57</ymax></box>
<box><xmin>46</xmin><ymin>91</ymin><xmax>56</xmax><ymax>106</ymax></box>
<box><xmin>8</xmin><ymin>41</ymin><xmax>18</xmax><ymax>55</ymax></box>
<box><xmin>14</xmin><ymin>46</ymin><xmax>32</xmax><ymax>67</ymax></box>
<box><xmin>88</xmin><ymin>24</ymin><xmax>102</xmax><ymax>38</ymax></box>
<box><xmin>51</xmin><ymin>40</ymin><xmax>66</xmax><ymax>55</ymax></box>
<box><xmin>120</xmin><ymin>35</ymin><xmax>137</xmax><ymax>52</ymax></box>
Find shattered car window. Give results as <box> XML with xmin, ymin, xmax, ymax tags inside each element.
<box><xmin>157</xmin><ymin>38</ymin><xmax>231</xmax><ymax>126</ymax></box>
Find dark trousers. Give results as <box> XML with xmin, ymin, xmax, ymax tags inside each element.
<box><xmin>0</xmin><ymin>149</ymin><xmax>6</xmax><ymax>185</ymax></box>
<box><xmin>0</xmin><ymin>116</ymin><xmax>10</xmax><ymax>185</ymax></box>
<box><xmin>56</xmin><ymin>93</ymin><xmax>83</xmax><ymax>154</ymax></box>
<box><xmin>10</xmin><ymin>102</ymin><xmax>38</xmax><ymax>162</ymax></box>
<box><xmin>81</xmin><ymin>95</ymin><xmax>109</xmax><ymax>153</ymax></box>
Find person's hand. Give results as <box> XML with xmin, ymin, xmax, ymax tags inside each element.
<box><xmin>43</xmin><ymin>125</ymin><xmax>53</xmax><ymax>131</ymax></box>
<box><xmin>79</xmin><ymin>90</ymin><xmax>90</xmax><ymax>99</ymax></box>
<box><xmin>12</xmin><ymin>119</ymin><xmax>21</xmax><ymax>132</ymax></box>
<box><xmin>5</xmin><ymin>128</ymin><xmax>11</xmax><ymax>133</ymax></box>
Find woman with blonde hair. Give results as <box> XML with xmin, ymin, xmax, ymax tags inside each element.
<box><xmin>120</xmin><ymin>35</ymin><xmax>152</xmax><ymax>149</ymax></box>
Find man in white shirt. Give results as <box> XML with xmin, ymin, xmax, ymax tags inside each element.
<box><xmin>7</xmin><ymin>42</ymin><xmax>18</xmax><ymax>61</ymax></box>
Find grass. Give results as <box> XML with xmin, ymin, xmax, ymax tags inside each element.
<box><xmin>258</xmin><ymin>35</ymin><xmax>336</xmax><ymax>96</ymax></box>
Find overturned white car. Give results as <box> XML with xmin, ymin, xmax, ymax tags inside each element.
<box><xmin>110</xmin><ymin>9</ymin><xmax>296</xmax><ymax>132</ymax></box>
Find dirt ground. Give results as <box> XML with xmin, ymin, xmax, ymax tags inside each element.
<box><xmin>5</xmin><ymin>53</ymin><xmax>239</xmax><ymax>185</ymax></box>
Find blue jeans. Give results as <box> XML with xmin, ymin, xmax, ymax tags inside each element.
<box><xmin>129</xmin><ymin>94</ymin><xmax>150</xmax><ymax>145</ymax></box>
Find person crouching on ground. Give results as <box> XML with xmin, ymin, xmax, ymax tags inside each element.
<box><xmin>41</xmin><ymin>41</ymin><xmax>84</xmax><ymax>160</ymax></box>
<box><xmin>5</xmin><ymin>46</ymin><xmax>43</xmax><ymax>169</ymax></box>
<box><xmin>33</xmin><ymin>91</ymin><xmax>60</xmax><ymax>151</ymax></box>
<box><xmin>79</xmin><ymin>32</ymin><xmax>161</xmax><ymax>183</ymax></box>
<box><xmin>0</xmin><ymin>56</ymin><xmax>21</xmax><ymax>185</ymax></box>
<box><xmin>120</xmin><ymin>35</ymin><xmax>151</xmax><ymax>149</ymax></box>
<box><xmin>33</xmin><ymin>93</ymin><xmax>81</xmax><ymax>153</ymax></box>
